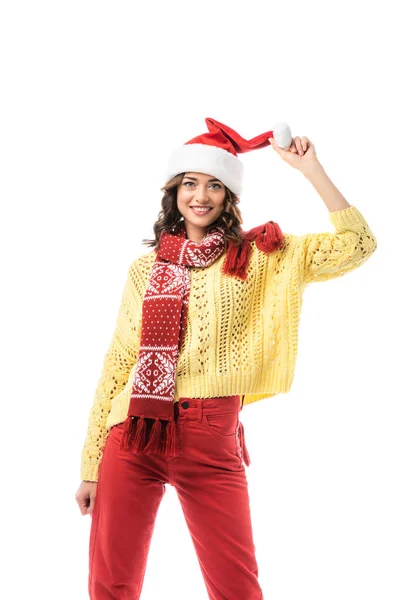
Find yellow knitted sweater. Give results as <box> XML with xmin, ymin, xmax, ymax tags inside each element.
<box><xmin>80</xmin><ymin>205</ymin><xmax>377</xmax><ymax>481</ymax></box>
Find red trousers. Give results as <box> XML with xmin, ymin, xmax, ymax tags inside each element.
<box><xmin>88</xmin><ymin>394</ymin><xmax>264</xmax><ymax>599</ymax></box>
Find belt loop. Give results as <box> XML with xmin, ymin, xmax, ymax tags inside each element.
<box><xmin>197</xmin><ymin>399</ymin><xmax>203</xmax><ymax>422</ymax></box>
<box><xmin>240</xmin><ymin>394</ymin><xmax>244</xmax><ymax>411</ymax></box>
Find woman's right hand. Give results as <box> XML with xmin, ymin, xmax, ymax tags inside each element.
<box><xmin>75</xmin><ymin>481</ymin><xmax>98</xmax><ymax>516</ymax></box>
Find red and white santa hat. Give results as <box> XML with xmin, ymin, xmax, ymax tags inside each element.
<box><xmin>164</xmin><ymin>117</ymin><xmax>292</xmax><ymax>196</ymax></box>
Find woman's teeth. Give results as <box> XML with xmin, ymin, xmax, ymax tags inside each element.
<box><xmin>191</xmin><ymin>207</ymin><xmax>213</xmax><ymax>216</ymax></box>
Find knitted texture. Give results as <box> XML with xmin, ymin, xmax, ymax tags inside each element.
<box><xmin>80</xmin><ymin>205</ymin><xmax>377</xmax><ymax>481</ymax></box>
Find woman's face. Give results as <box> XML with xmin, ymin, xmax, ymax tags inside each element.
<box><xmin>176</xmin><ymin>172</ymin><xmax>226</xmax><ymax>242</ymax></box>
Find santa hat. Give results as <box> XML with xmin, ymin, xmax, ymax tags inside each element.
<box><xmin>164</xmin><ymin>117</ymin><xmax>292</xmax><ymax>195</ymax></box>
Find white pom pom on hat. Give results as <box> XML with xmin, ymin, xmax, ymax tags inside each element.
<box><xmin>164</xmin><ymin>117</ymin><xmax>293</xmax><ymax>195</ymax></box>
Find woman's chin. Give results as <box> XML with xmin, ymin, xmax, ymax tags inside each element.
<box><xmin>184</xmin><ymin>211</ymin><xmax>220</xmax><ymax>227</ymax></box>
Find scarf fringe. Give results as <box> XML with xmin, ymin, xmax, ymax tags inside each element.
<box><xmin>120</xmin><ymin>415</ymin><xmax>179</xmax><ymax>458</ymax></box>
<box><xmin>144</xmin><ymin>416</ymin><xmax>163</xmax><ymax>454</ymax></box>
<box><xmin>223</xmin><ymin>220</ymin><xmax>284</xmax><ymax>281</ymax></box>
<box><xmin>222</xmin><ymin>238</ymin><xmax>251</xmax><ymax>280</ymax></box>
<box><xmin>165</xmin><ymin>418</ymin><xmax>179</xmax><ymax>457</ymax></box>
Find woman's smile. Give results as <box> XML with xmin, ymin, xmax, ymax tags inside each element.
<box><xmin>190</xmin><ymin>206</ymin><xmax>213</xmax><ymax>216</ymax></box>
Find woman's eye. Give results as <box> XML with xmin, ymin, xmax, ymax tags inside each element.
<box><xmin>183</xmin><ymin>182</ymin><xmax>221</xmax><ymax>189</ymax></box>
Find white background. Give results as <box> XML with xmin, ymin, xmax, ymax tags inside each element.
<box><xmin>1</xmin><ymin>1</ymin><xmax>398</xmax><ymax>599</ymax></box>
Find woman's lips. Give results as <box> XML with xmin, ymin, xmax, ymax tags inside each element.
<box><xmin>190</xmin><ymin>207</ymin><xmax>213</xmax><ymax>216</ymax></box>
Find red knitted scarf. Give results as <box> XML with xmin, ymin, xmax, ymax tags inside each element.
<box><xmin>120</xmin><ymin>219</ymin><xmax>284</xmax><ymax>457</ymax></box>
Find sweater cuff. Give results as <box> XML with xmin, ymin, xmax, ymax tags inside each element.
<box><xmin>81</xmin><ymin>463</ymin><xmax>99</xmax><ymax>483</ymax></box>
<box><xmin>328</xmin><ymin>205</ymin><xmax>367</xmax><ymax>232</ymax></box>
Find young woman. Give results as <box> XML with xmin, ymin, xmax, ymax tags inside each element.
<box><xmin>75</xmin><ymin>118</ymin><xmax>377</xmax><ymax>600</ymax></box>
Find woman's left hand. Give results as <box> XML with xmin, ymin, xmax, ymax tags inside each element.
<box><xmin>268</xmin><ymin>135</ymin><xmax>319</xmax><ymax>175</ymax></box>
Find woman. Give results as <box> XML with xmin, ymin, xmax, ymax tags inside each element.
<box><xmin>75</xmin><ymin>118</ymin><xmax>377</xmax><ymax>600</ymax></box>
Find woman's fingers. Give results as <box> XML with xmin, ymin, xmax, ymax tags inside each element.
<box><xmin>271</xmin><ymin>135</ymin><xmax>312</xmax><ymax>161</ymax></box>
<box><xmin>294</xmin><ymin>136</ymin><xmax>304</xmax><ymax>155</ymax></box>
<box><xmin>289</xmin><ymin>136</ymin><xmax>302</xmax><ymax>154</ymax></box>
<box><xmin>289</xmin><ymin>136</ymin><xmax>310</xmax><ymax>155</ymax></box>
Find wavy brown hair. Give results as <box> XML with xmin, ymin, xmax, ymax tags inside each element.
<box><xmin>141</xmin><ymin>173</ymin><xmax>245</xmax><ymax>252</ymax></box>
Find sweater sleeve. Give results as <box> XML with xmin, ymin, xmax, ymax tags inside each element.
<box><xmin>297</xmin><ymin>205</ymin><xmax>377</xmax><ymax>285</ymax></box>
<box><xmin>80</xmin><ymin>260</ymin><xmax>139</xmax><ymax>482</ymax></box>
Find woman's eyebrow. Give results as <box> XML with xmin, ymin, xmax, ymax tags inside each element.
<box><xmin>183</xmin><ymin>176</ymin><xmax>221</xmax><ymax>183</ymax></box>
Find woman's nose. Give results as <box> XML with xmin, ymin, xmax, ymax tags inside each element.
<box><xmin>194</xmin><ymin>187</ymin><xmax>209</xmax><ymax>201</ymax></box>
